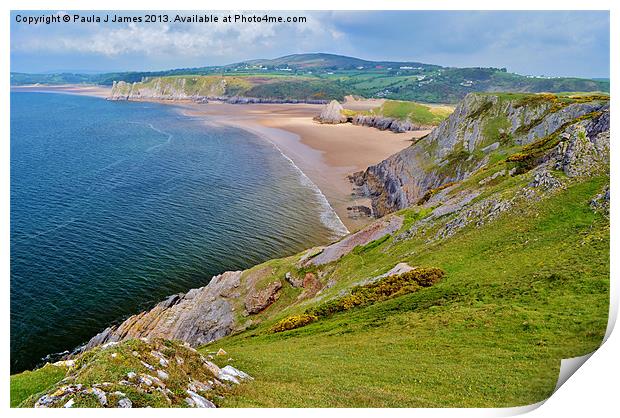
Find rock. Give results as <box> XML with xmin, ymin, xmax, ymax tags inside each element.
<box><xmin>482</xmin><ymin>141</ymin><xmax>500</xmax><ymax>153</ymax></box>
<box><xmin>297</xmin><ymin>273</ymin><xmax>322</xmax><ymax>300</ymax></box>
<box><xmin>150</xmin><ymin>351</ymin><xmax>169</xmax><ymax>367</ymax></box>
<box><xmin>350</xmin><ymin>114</ymin><xmax>432</xmax><ymax>133</ymax></box>
<box><xmin>347</xmin><ymin>205</ymin><xmax>373</xmax><ymax>218</ymax></box>
<box><xmin>245</xmin><ymin>281</ymin><xmax>283</xmax><ymax>314</ymax></box>
<box><xmin>126</xmin><ymin>371</ymin><xmax>137</xmax><ymax>379</ymax></box>
<box><xmin>140</xmin><ymin>361</ymin><xmax>155</xmax><ymax>371</ymax></box>
<box><xmin>590</xmin><ymin>186</ymin><xmax>610</xmax><ymax>216</ymax></box>
<box><xmin>52</xmin><ymin>359</ymin><xmax>75</xmax><ymax>368</ymax></box>
<box><xmin>309</xmin><ymin>215</ymin><xmax>403</xmax><ymax>265</ymax></box>
<box><xmin>285</xmin><ymin>272</ymin><xmax>303</xmax><ymax>288</ymax></box>
<box><xmin>185</xmin><ymin>390</ymin><xmax>216</xmax><ymax>408</ymax></box>
<box><xmin>82</xmin><ymin>271</ymin><xmax>243</xmax><ymax>351</ymax></box>
<box><xmin>216</xmin><ymin>348</ymin><xmax>227</xmax><ymax>356</ymax></box>
<box><xmin>188</xmin><ymin>379</ymin><xmax>212</xmax><ymax>392</ymax></box>
<box><xmin>220</xmin><ymin>365</ymin><xmax>253</xmax><ymax>381</ymax></box>
<box><xmin>157</xmin><ymin>370</ymin><xmax>169</xmax><ymax>380</ymax></box>
<box><xmin>315</xmin><ymin>100</ymin><xmax>347</xmax><ymax>124</ymax></box>
<box><xmin>529</xmin><ymin>171</ymin><xmax>562</xmax><ymax>191</ymax></box>
<box><xmin>117</xmin><ymin>398</ymin><xmax>132</xmax><ymax>408</ymax></box>
<box><xmin>63</xmin><ymin>398</ymin><xmax>74</xmax><ymax>408</ymax></box>
<box><xmin>89</xmin><ymin>387</ymin><xmax>107</xmax><ymax>406</ymax></box>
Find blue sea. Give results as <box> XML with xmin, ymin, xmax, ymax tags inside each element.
<box><xmin>10</xmin><ymin>92</ymin><xmax>346</xmax><ymax>373</ymax></box>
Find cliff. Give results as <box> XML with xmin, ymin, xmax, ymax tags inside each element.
<box><xmin>350</xmin><ymin>92</ymin><xmax>609</xmax><ymax>216</ymax></box>
<box><xmin>109</xmin><ymin>76</ymin><xmax>331</xmax><ymax>103</ymax></box>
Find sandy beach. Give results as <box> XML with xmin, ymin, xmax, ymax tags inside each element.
<box><xmin>11</xmin><ymin>84</ymin><xmax>112</xmax><ymax>98</ymax></box>
<box><xmin>177</xmin><ymin>101</ymin><xmax>428</xmax><ymax>231</ymax></box>
<box><xmin>12</xmin><ymin>85</ymin><xmax>428</xmax><ymax>231</ymax></box>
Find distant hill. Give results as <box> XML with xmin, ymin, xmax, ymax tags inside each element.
<box><xmin>236</xmin><ymin>53</ymin><xmax>439</xmax><ymax>71</ymax></box>
<box><xmin>11</xmin><ymin>53</ymin><xmax>610</xmax><ymax>104</ymax></box>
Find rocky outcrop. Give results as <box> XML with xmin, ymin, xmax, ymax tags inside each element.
<box><xmin>244</xmin><ymin>281</ymin><xmax>282</xmax><ymax>314</ymax></box>
<box><xmin>109</xmin><ymin>79</ymin><xmax>328</xmax><ymax>104</ymax></box>
<box><xmin>351</xmin><ymin>93</ymin><xmax>610</xmax><ymax>217</ymax></box>
<box><xmin>396</xmin><ymin>106</ymin><xmax>610</xmax><ymax>244</ymax></box>
<box><xmin>349</xmin><ymin>114</ymin><xmax>433</xmax><ymax>133</ymax></box>
<box><xmin>81</xmin><ymin>271</ymin><xmax>243</xmax><ymax>352</ymax></box>
<box><xmin>314</xmin><ymin>100</ymin><xmax>347</xmax><ymax>124</ymax></box>
<box><xmin>30</xmin><ymin>338</ymin><xmax>251</xmax><ymax>408</ymax></box>
<box><xmin>308</xmin><ymin>215</ymin><xmax>403</xmax><ymax>266</ymax></box>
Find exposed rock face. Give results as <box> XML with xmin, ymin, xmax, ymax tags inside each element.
<box><xmin>351</xmin><ymin>93</ymin><xmax>610</xmax><ymax>216</ymax></box>
<box><xmin>81</xmin><ymin>271</ymin><xmax>243</xmax><ymax>352</ymax></box>
<box><xmin>315</xmin><ymin>100</ymin><xmax>347</xmax><ymax>124</ymax></box>
<box><xmin>109</xmin><ymin>78</ymin><xmax>328</xmax><ymax>104</ymax></box>
<box><xmin>297</xmin><ymin>273</ymin><xmax>323</xmax><ymax>300</ymax></box>
<box><xmin>550</xmin><ymin>108</ymin><xmax>610</xmax><ymax>177</ymax></box>
<box><xmin>350</xmin><ymin>114</ymin><xmax>432</xmax><ymax>133</ymax></box>
<box><xmin>396</xmin><ymin>106</ymin><xmax>610</xmax><ymax>244</ymax></box>
<box><xmin>308</xmin><ymin>215</ymin><xmax>403</xmax><ymax>266</ymax></box>
<box><xmin>245</xmin><ymin>281</ymin><xmax>282</xmax><ymax>314</ymax></box>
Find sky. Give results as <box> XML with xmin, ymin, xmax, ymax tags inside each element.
<box><xmin>10</xmin><ymin>10</ymin><xmax>610</xmax><ymax>78</ymax></box>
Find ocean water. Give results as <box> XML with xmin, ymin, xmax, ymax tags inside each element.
<box><xmin>10</xmin><ymin>92</ymin><xmax>347</xmax><ymax>373</ymax></box>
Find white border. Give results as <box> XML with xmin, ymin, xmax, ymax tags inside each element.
<box><xmin>2</xmin><ymin>1</ymin><xmax>616</xmax><ymax>417</ymax></box>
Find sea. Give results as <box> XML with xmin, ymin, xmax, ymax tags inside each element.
<box><xmin>10</xmin><ymin>91</ymin><xmax>347</xmax><ymax>373</ymax></box>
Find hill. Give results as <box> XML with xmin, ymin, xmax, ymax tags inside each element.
<box><xmin>11</xmin><ymin>92</ymin><xmax>609</xmax><ymax>408</ymax></box>
<box><xmin>11</xmin><ymin>53</ymin><xmax>609</xmax><ymax>103</ymax></box>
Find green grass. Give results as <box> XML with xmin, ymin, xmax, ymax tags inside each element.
<box><xmin>10</xmin><ymin>364</ymin><xmax>66</xmax><ymax>407</ymax></box>
<box><xmin>376</xmin><ymin>100</ymin><xmax>453</xmax><ymax>125</ymax></box>
<box><xmin>203</xmin><ymin>175</ymin><xmax>609</xmax><ymax>407</ymax></box>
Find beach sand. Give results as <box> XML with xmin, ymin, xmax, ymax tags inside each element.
<box><xmin>11</xmin><ymin>84</ymin><xmax>112</xmax><ymax>98</ymax></box>
<box><xmin>177</xmin><ymin>102</ymin><xmax>428</xmax><ymax>231</ymax></box>
<box><xmin>13</xmin><ymin>85</ymin><xmax>429</xmax><ymax>231</ymax></box>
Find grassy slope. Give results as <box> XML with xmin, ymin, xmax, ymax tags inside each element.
<box><xmin>204</xmin><ymin>175</ymin><xmax>608</xmax><ymax>407</ymax></box>
<box><xmin>10</xmin><ymin>364</ymin><xmax>66</xmax><ymax>407</ymax></box>
<box><xmin>343</xmin><ymin>99</ymin><xmax>454</xmax><ymax>126</ymax></box>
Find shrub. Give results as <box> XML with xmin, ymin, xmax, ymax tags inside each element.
<box><xmin>307</xmin><ymin>267</ymin><xmax>445</xmax><ymax>319</ymax></box>
<box><xmin>271</xmin><ymin>314</ymin><xmax>317</xmax><ymax>333</ymax></box>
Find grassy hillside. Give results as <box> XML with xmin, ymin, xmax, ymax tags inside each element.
<box><xmin>11</xmin><ymin>53</ymin><xmax>609</xmax><ymax>103</ymax></box>
<box><xmin>201</xmin><ymin>175</ymin><xmax>608</xmax><ymax>407</ymax></box>
<box><xmin>344</xmin><ymin>99</ymin><xmax>454</xmax><ymax>125</ymax></box>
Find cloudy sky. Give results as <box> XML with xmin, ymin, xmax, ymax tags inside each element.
<box><xmin>10</xmin><ymin>10</ymin><xmax>610</xmax><ymax>78</ymax></box>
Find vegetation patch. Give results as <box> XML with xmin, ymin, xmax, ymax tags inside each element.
<box><xmin>270</xmin><ymin>314</ymin><xmax>318</xmax><ymax>333</ymax></box>
<box><xmin>417</xmin><ymin>182</ymin><xmax>457</xmax><ymax>205</ymax></box>
<box><xmin>271</xmin><ymin>267</ymin><xmax>445</xmax><ymax>333</ymax></box>
<box><xmin>13</xmin><ymin>338</ymin><xmax>252</xmax><ymax>408</ymax></box>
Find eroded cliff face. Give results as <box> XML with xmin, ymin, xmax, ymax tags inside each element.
<box><xmin>109</xmin><ymin>78</ymin><xmax>229</xmax><ymax>101</ymax></box>
<box><xmin>82</xmin><ymin>271</ymin><xmax>243</xmax><ymax>352</ymax></box>
<box><xmin>351</xmin><ymin>93</ymin><xmax>610</xmax><ymax>216</ymax></box>
<box><xmin>109</xmin><ymin>77</ymin><xmax>329</xmax><ymax>104</ymax></box>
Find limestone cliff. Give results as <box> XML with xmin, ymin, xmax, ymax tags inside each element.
<box><xmin>350</xmin><ymin>93</ymin><xmax>610</xmax><ymax>216</ymax></box>
<box><xmin>109</xmin><ymin>77</ymin><xmax>328</xmax><ymax>104</ymax></box>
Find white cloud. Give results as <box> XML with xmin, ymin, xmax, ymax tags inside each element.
<box><xmin>11</xmin><ymin>11</ymin><xmax>345</xmax><ymax>61</ymax></box>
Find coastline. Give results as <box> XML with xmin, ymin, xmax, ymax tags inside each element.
<box><xmin>175</xmin><ymin>102</ymin><xmax>427</xmax><ymax>231</ymax></box>
<box><xmin>11</xmin><ymin>85</ymin><xmax>427</xmax><ymax>231</ymax></box>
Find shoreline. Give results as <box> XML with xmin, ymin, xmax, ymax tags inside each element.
<box><xmin>11</xmin><ymin>85</ymin><xmax>428</xmax><ymax>231</ymax></box>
